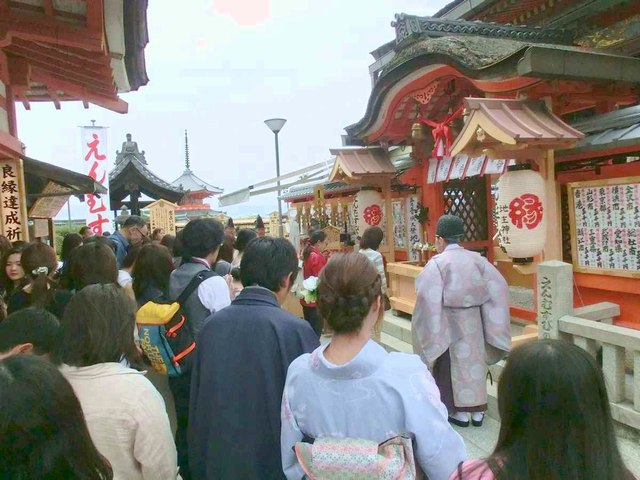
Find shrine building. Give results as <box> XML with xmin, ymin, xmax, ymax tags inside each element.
<box><xmin>0</xmin><ymin>0</ymin><xmax>150</xmax><ymax>243</ymax></box>
<box><xmin>344</xmin><ymin>3</ymin><xmax>640</xmax><ymax>329</ymax></box>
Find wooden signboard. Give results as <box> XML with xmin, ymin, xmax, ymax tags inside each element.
<box><xmin>0</xmin><ymin>158</ymin><xmax>28</xmax><ymax>242</ymax></box>
<box><xmin>147</xmin><ymin>199</ymin><xmax>177</xmax><ymax>236</ymax></box>
<box><xmin>568</xmin><ymin>176</ymin><xmax>640</xmax><ymax>278</ymax></box>
<box><xmin>29</xmin><ymin>182</ymin><xmax>71</xmax><ymax>218</ymax></box>
<box><xmin>322</xmin><ymin>224</ymin><xmax>341</xmax><ymax>251</ymax></box>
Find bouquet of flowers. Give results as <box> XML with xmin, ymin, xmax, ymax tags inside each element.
<box><xmin>299</xmin><ymin>276</ymin><xmax>319</xmax><ymax>304</ymax></box>
<box><xmin>412</xmin><ymin>242</ymin><xmax>436</xmax><ymax>252</ymax></box>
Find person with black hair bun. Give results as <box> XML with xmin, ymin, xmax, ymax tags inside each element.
<box><xmin>254</xmin><ymin>214</ymin><xmax>266</xmax><ymax>237</ymax></box>
<box><xmin>0</xmin><ymin>355</ymin><xmax>113</xmax><ymax>479</ymax></box>
<box><xmin>300</xmin><ymin>229</ymin><xmax>328</xmax><ymax>336</ymax></box>
<box><xmin>282</xmin><ymin>253</ymin><xmax>466</xmax><ymax>479</ymax></box>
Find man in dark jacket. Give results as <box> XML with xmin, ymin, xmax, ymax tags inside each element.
<box><xmin>189</xmin><ymin>237</ymin><xmax>319</xmax><ymax>479</ymax></box>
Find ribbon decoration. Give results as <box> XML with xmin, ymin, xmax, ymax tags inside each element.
<box><xmin>417</xmin><ymin>105</ymin><xmax>464</xmax><ymax>158</ymax></box>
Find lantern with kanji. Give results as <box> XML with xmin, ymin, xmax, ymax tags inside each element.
<box><xmin>495</xmin><ymin>164</ymin><xmax>546</xmax><ymax>261</ymax></box>
<box><xmin>353</xmin><ymin>189</ymin><xmax>384</xmax><ymax>237</ymax></box>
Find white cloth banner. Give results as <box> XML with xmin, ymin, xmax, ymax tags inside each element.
<box><xmin>80</xmin><ymin>127</ymin><xmax>111</xmax><ymax>235</ymax></box>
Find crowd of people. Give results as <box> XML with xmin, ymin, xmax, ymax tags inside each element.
<box><xmin>0</xmin><ymin>214</ymin><xmax>636</xmax><ymax>480</ymax></box>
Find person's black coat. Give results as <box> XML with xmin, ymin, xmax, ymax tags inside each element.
<box><xmin>189</xmin><ymin>286</ymin><xmax>319</xmax><ymax>479</ymax></box>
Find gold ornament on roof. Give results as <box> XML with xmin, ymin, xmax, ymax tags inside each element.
<box><xmin>476</xmin><ymin>127</ymin><xmax>486</xmax><ymax>143</ymax></box>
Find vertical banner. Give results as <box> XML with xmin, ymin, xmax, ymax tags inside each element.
<box><xmin>406</xmin><ymin>195</ymin><xmax>422</xmax><ymax>262</ymax></box>
<box><xmin>81</xmin><ymin>126</ymin><xmax>111</xmax><ymax>235</ymax></box>
<box><xmin>0</xmin><ymin>158</ymin><xmax>28</xmax><ymax>242</ymax></box>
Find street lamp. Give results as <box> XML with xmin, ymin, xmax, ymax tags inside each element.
<box><xmin>264</xmin><ymin>118</ymin><xmax>287</xmax><ymax>237</ymax></box>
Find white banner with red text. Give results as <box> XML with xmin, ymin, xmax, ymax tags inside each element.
<box><xmin>80</xmin><ymin>126</ymin><xmax>111</xmax><ymax>235</ymax></box>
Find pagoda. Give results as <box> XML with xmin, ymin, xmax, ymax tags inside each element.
<box><xmin>171</xmin><ymin>131</ymin><xmax>224</xmax><ymax>225</ymax></box>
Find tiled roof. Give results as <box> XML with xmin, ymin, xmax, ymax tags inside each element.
<box><xmin>392</xmin><ymin>14</ymin><xmax>574</xmax><ymax>46</ymax></box>
<box><xmin>171</xmin><ymin>169</ymin><xmax>223</xmax><ymax>195</ymax></box>
<box><xmin>559</xmin><ymin>105</ymin><xmax>640</xmax><ymax>156</ymax></box>
<box><xmin>329</xmin><ymin>147</ymin><xmax>396</xmax><ymax>182</ymax></box>
<box><xmin>109</xmin><ymin>155</ymin><xmax>183</xmax><ymax>193</ymax></box>
<box><xmin>450</xmin><ymin>98</ymin><xmax>584</xmax><ymax>156</ymax></box>
<box><xmin>281</xmin><ymin>182</ymin><xmax>358</xmax><ymax>201</ymax></box>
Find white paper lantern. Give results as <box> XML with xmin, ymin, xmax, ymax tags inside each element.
<box><xmin>495</xmin><ymin>166</ymin><xmax>547</xmax><ymax>259</ymax></box>
<box><xmin>353</xmin><ymin>189</ymin><xmax>384</xmax><ymax>237</ymax></box>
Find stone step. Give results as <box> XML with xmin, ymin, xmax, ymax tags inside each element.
<box><xmin>382</xmin><ymin>314</ymin><xmax>412</xmax><ymax>344</ymax></box>
<box><xmin>379</xmin><ymin>331</ymin><xmax>413</xmax><ymax>354</ymax></box>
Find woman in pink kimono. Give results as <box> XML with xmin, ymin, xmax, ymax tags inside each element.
<box><xmin>412</xmin><ymin>215</ymin><xmax>511</xmax><ymax>427</ymax></box>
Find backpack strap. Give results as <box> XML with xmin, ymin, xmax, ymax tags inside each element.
<box><xmin>176</xmin><ymin>270</ymin><xmax>218</xmax><ymax>306</ymax></box>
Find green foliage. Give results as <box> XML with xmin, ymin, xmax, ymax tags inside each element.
<box><xmin>53</xmin><ymin>225</ymin><xmax>80</xmax><ymax>257</ymax></box>
<box><xmin>414</xmin><ymin>203</ymin><xmax>430</xmax><ymax>225</ymax></box>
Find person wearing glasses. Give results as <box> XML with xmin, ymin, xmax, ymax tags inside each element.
<box><xmin>110</xmin><ymin>216</ymin><xmax>148</xmax><ymax>268</ymax></box>
<box><xmin>412</xmin><ymin>215</ymin><xmax>511</xmax><ymax>428</ymax></box>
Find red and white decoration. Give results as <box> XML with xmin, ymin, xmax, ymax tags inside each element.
<box><xmin>353</xmin><ymin>189</ymin><xmax>384</xmax><ymax>237</ymax></box>
<box><xmin>496</xmin><ymin>168</ymin><xmax>547</xmax><ymax>259</ymax></box>
<box><xmin>81</xmin><ymin>126</ymin><xmax>111</xmax><ymax>235</ymax></box>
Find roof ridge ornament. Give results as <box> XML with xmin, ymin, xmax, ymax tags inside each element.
<box><xmin>391</xmin><ymin>14</ymin><xmax>575</xmax><ymax>46</ymax></box>
<box><xmin>115</xmin><ymin>133</ymin><xmax>147</xmax><ymax>165</ymax></box>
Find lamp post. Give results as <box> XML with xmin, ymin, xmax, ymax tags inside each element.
<box><xmin>264</xmin><ymin>118</ymin><xmax>287</xmax><ymax>237</ymax></box>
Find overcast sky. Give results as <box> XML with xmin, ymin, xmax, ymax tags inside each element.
<box><xmin>17</xmin><ymin>0</ymin><xmax>448</xmax><ymax>221</ymax></box>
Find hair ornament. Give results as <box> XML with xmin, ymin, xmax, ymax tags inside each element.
<box><xmin>32</xmin><ymin>266</ymin><xmax>49</xmax><ymax>276</ymax></box>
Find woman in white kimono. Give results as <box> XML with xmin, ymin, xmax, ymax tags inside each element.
<box><xmin>412</xmin><ymin>215</ymin><xmax>511</xmax><ymax>428</ymax></box>
<box><xmin>281</xmin><ymin>253</ymin><xmax>466</xmax><ymax>480</ymax></box>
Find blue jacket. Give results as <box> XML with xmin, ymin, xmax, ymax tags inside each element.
<box><xmin>110</xmin><ymin>231</ymin><xmax>129</xmax><ymax>268</ymax></box>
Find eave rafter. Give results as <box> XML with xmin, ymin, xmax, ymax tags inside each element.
<box><xmin>0</xmin><ymin>11</ymin><xmax>103</xmax><ymax>52</ymax></box>
<box><xmin>0</xmin><ymin>1</ymin><xmax>132</xmax><ymax>113</ymax></box>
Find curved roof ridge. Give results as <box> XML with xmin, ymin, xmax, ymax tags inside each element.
<box><xmin>171</xmin><ymin>168</ymin><xmax>223</xmax><ymax>194</ymax></box>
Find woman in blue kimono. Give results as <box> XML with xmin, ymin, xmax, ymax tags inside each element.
<box><xmin>281</xmin><ymin>253</ymin><xmax>466</xmax><ymax>480</ymax></box>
